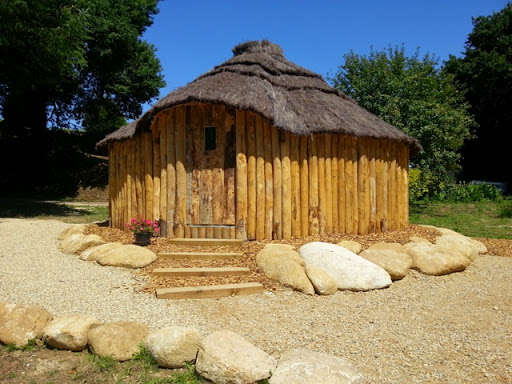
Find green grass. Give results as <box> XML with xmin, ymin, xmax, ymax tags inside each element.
<box><xmin>410</xmin><ymin>200</ymin><xmax>512</xmax><ymax>239</ymax></box>
<box><xmin>0</xmin><ymin>198</ymin><xmax>108</xmax><ymax>224</ymax></box>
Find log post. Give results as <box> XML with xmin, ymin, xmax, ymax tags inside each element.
<box><xmin>246</xmin><ymin>112</ymin><xmax>256</xmax><ymax>240</ymax></box>
<box><xmin>308</xmin><ymin>135</ymin><xmax>319</xmax><ymax>235</ymax></box>
<box><xmin>235</xmin><ymin>110</ymin><xmax>248</xmax><ymax>240</ymax></box>
<box><xmin>255</xmin><ymin>115</ymin><xmax>265</xmax><ymax>240</ymax></box>
<box><xmin>174</xmin><ymin>105</ymin><xmax>186</xmax><ymax>237</ymax></box>
<box><xmin>263</xmin><ymin>119</ymin><xmax>273</xmax><ymax>240</ymax></box>
<box><xmin>291</xmin><ymin>135</ymin><xmax>301</xmax><ymax>237</ymax></box>
<box><xmin>324</xmin><ymin>135</ymin><xmax>333</xmax><ymax>233</ymax></box>
<box><xmin>271</xmin><ymin>125</ymin><xmax>282</xmax><ymax>239</ymax></box>
<box><xmin>299</xmin><ymin>135</ymin><xmax>309</xmax><ymax>236</ymax></box>
<box><xmin>281</xmin><ymin>131</ymin><xmax>292</xmax><ymax>239</ymax></box>
<box><xmin>166</xmin><ymin>108</ymin><xmax>176</xmax><ymax>237</ymax></box>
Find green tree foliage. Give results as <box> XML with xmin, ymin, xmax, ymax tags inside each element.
<box><xmin>0</xmin><ymin>0</ymin><xmax>165</xmax><ymax>194</ymax></box>
<box><xmin>329</xmin><ymin>46</ymin><xmax>474</xmax><ymax>197</ymax></box>
<box><xmin>444</xmin><ymin>3</ymin><xmax>512</xmax><ymax>186</ymax></box>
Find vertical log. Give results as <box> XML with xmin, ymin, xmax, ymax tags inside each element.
<box><xmin>144</xmin><ymin>131</ymin><xmax>153</xmax><ymax>220</ymax></box>
<box><xmin>263</xmin><ymin>119</ymin><xmax>273</xmax><ymax>240</ymax></box>
<box><xmin>109</xmin><ymin>146</ymin><xmax>115</xmax><ymax>227</ymax></box>
<box><xmin>358</xmin><ymin>137</ymin><xmax>369</xmax><ymax>235</ymax></box>
<box><xmin>255</xmin><ymin>114</ymin><xmax>265</xmax><ymax>240</ymax></box>
<box><xmin>396</xmin><ymin>143</ymin><xmax>404</xmax><ymax>230</ymax></box>
<box><xmin>331</xmin><ymin>135</ymin><xmax>339</xmax><ymax>233</ymax></box>
<box><xmin>159</xmin><ymin>113</ymin><xmax>168</xmax><ymax>236</ymax></box>
<box><xmin>188</xmin><ymin>105</ymin><xmax>201</xmax><ymax>226</ymax></box>
<box><xmin>375</xmin><ymin>139</ymin><xmax>384</xmax><ymax>232</ymax></box>
<box><xmin>317</xmin><ymin>135</ymin><xmax>326</xmax><ymax>234</ymax></box>
<box><xmin>271</xmin><ymin>125</ymin><xmax>282</xmax><ymax>239</ymax></box>
<box><xmin>126</xmin><ymin>141</ymin><xmax>132</xmax><ymax>223</ymax></box>
<box><xmin>212</xmin><ymin>105</ymin><xmax>226</xmax><ymax>228</ymax></box>
<box><xmin>223</xmin><ymin>108</ymin><xmax>236</xmax><ymax>226</ymax></box>
<box><xmin>299</xmin><ymin>135</ymin><xmax>309</xmax><ymax>236</ymax></box>
<box><xmin>152</xmin><ymin>120</ymin><xmax>161</xmax><ymax>222</ymax></box>
<box><xmin>338</xmin><ymin>136</ymin><xmax>346</xmax><ymax>233</ymax></box>
<box><xmin>130</xmin><ymin>140</ymin><xmax>137</xmax><ymax>223</ymax></box>
<box><xmin>166</xmin><ymin>108</ymin><xmax>176</xmax><ymax>237</ymax></box>
<box><xmin>290</xmin><ymin>135</ymin><xmax>301</xmax><ymax>237</ymax></box>
<box><xmin>174</xmin><ymin>105</ymin><xmax>186</xmax><ymax>237</ymax></box>
<box><xmin>281</xmin><ymin>131</ymin><xmax>292</xmax><ymax>239</ymax></box>
<box><xmin>308</xmin><ymin>135</ymin><xmax>320</xmax><ymax>235</ymax></box>
<box><xmin>369</xmin><ymin>138</ymin><xmax>377</xmax><ymax>233</ymax></box>
<box><xmin>246</xmin><ymin>111</ymin><xmax>256</xmax><ymax>240</ymax></box>
<box><xmin>235</xmin><ymin>110</ymin><xmax>248</xmax><ymax>240</ymax></box>
<box><xmin>382</xmin><ymin>139</ymin><xmax>389</xmax><ymax>232</ymax></box>
<box><xmin>404</xmin><ymin>145</ymin><xmax>410</xmax><ymax>228</ymax></box>
<box><xmin>135</xmin><ymin>133</ymin><xmax>143</xmax><ymax>218</ymax></box>
<box><xmin>324</xmin><ymin>135</ymin><xmax>333</xmax><ymax>234</ymax></box>
<box><xmin>198</xmin><ymin>106</ymin><xmax>212</xmax><ymax>226</ymax></box>
<box><xmin>389</xmin><ymin>141</ymin><xmax>397</xmax><ymax>231</ymax></box>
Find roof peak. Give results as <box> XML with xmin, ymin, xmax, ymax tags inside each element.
<box><xmin>232</xmin><ymin>40</ymin><xmax>284</xmax><ymax>58</ymax></box>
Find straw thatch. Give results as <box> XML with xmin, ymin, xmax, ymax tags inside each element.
<box><xmin>98</xmin><ymin>40</ymin><xmax>421</xmax><ymax>153</ymax></box>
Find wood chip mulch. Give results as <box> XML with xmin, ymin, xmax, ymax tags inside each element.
<box><xmin>85</xmin><ymin>225</ymin><xmax>512</xmax><ymax>294</ymax></box>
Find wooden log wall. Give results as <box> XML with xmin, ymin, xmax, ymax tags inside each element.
<box><xmin>109</xmin><ymin>105</ymin><xmax>410</xmax><ymax>240</ymax></box>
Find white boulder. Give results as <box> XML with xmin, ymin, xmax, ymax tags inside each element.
<box><xmin>196</xmin><ymin>330</ymin><xmax>276</xmax><ymax>384</ymax></box>
<box><xmin>299</xmin><ymin>242</ymin><xmax>392</xmax><ymax>291</ymax></box>
<box><xmin>270</xmin><ymin>348</ymin><xmax>366</xmax><ymax>384</ymax></box>
<box><xmin>96</xmin><ymin>244</ymin><xmax>157</xmax><ymax>268</ymax></box>
<box><xmin>146</xmin><ymin>326</ymin><xmax>202</xmax><ymax>368</ymax></box>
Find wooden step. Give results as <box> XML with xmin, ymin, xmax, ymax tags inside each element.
<box><xmin>167</xmin><ymin>238</ymin><xmax>243</xmax><ymax>246</ymax></box>
<box><xmin>152</xmin><ymin>267</ymin><xmax>251</xmax><ymax>277</ymax></box>
<box><xmin>156</xmin><ymin>282</ymin><xmax>264</xmax><ymax>300</ymax></box>
<box><xmin>157</xmin><ymin>252</ymin><xmax>243</xmax><ymax>260</ymax></box>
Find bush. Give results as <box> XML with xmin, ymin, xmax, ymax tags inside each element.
<box><xmin>409</xmin><ymin>168</ymin><xmax>503</xmax><ymax>203</ymax></box>
<box><xmin>499</xmin><ymin>200</ymin><xmax>512</xmax><ymax>218</ymax></box>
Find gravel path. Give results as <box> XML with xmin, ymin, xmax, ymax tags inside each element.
<box><xmin>1</xmin><ymin>218</ymin><xmax>511</xmax><ymax>383</ymax></box>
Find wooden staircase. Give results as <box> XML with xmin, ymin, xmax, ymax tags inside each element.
<box><xmin>153</xmin><ymin>239</ymin><xmax>264</xmax><ymax>300</ymax></box>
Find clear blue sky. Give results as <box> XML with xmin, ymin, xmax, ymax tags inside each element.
<box><xmin>142</xmin><ymin>0</ymin><xmax>509</xmax><ymax>111</ymax></box>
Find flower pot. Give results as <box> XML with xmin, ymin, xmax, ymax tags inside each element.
<box><xmin>134</xmin><ymin>232</ymin><xmax>151</xmax><ymax>246</ymax></box>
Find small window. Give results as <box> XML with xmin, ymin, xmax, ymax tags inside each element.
<box><xmin>205</xmin><ymin>126</ymin><xmax>216</xmax><ymax>150</ymax></box>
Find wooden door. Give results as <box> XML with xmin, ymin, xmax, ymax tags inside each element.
<box><xmin>186</xmin><ymin>104</ymin><xmax>236</xmax><ymax>226</ymax></box>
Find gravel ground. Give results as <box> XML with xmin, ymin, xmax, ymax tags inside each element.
<box><xmin>1</xmin><ymin>218</ymin><xmax>511</xmax><ymax>384</ymax></box>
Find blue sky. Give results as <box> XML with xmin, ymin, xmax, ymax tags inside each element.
<box><xmin>142</xmin><ymin>0</ymin><xmax>509</xmax><ymax>110</ymax></box>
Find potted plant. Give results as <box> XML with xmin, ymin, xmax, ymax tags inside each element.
<box><xmin>126</xmin><ymin>217</ymin><xmax>159</xmax><ymax>245</ymax></box>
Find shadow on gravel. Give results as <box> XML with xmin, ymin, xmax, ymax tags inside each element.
<box><xmin>0</xmin><ymin>198</ymin><xmax>104</xmax><ymax>220</ymax></box>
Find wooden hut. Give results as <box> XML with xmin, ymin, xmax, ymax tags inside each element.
<box><xmin>98</xmin><ymin>40</ymin><xmax>421</xmax><ymax>241</ymax></box>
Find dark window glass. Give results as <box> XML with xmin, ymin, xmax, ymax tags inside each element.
<box><xmin>205</xmin><ymin>126</ymin><xmax>216</xmax><ymax>150</ymax></box>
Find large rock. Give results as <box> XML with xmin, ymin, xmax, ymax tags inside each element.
<box><xmin>43</xmin><ymin>313</ymin><xmax>99</xmax><ymax>351</ymax></box>
<box><xmin>264</xmin><ymin>243</ymin><xmax>296</xmax><ymax>252</ymax></box>
<box><xmin>80</xmin><ymin>242</ymin><xmax>123</xmax><ymax>262</ymax></box>
<box><xmin>470</xmin><ymin>238</ymin><xmax>488</xmax><ymax>255</ymax></box>
<box><xmin>299</xmin><ymin>242</ymin><xmax>392</xmax><ymax>291</ymax></box>
<box><xmin>403</xmin><ymin>242</ymin><xmax>471</xmax><ymax>276</ymax></box>
<box><xmin>336</xmin><ymin>240</ymin><xmax>363</xmax><ymax>254</ymax></box>
<box><xmin>96</xmin><ymin>244</ymin><xmax>157</xmax><ymax>268</ymax></box>
<box><xmin>359</xmin><ymin>243</ymin><xmax>412</xmax><ymax>280</ymax></box>
<box><xmin>256</xmin><ymin>248</ymin><xmax>314</xmax><ymax>295</ymax></box>
<box><xmin>145</xmin><ymin>326</ymin><xmax>202</xmax><ymax>368</ymax></box>
<box><xmin>57</xmin><ymin>225</ymin><xmax>86</xmax><ymax>240</ymax></box>
<box><xmin>0</xmin><ymin>303</ymin><xmax>53</xmax><ymax>347</ymax></box>
<box><xmin>60</xmin><ymin>234</ymin><xmax>105</xmax><ymax>255</ymax></box>
<box><xmin>87</xmin><ymin>321</ymin><xmax>149</xmax><ymax>361</ymax></box>
<box><xmin>408</xmin><ymin>236</ymin><xmax>432</xmax><ymax>244</ymax></box>
<box><xmin>305</xmin><ymin>265</ymin><xmax>337</xmax><ymax>295</ymax></box>
<box><xmin>435</xmin><ymin>235</ymin><xmax>480</xmax><ymax>261</ymax></box>
<box><xmin>270</xmin><ymin>348</ymin><xmax>366</xmax><ymax>384</ymax></box>
<box><xmin>196</xmin><ymin>330</ymin><xmax>276</xmax><ymax>384</ymax></box>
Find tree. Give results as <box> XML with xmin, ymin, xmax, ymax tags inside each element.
<box><xmin>0</xmin><ymin>0</ymin><xmax>165</xmax><ymax>193</ymax></box>
<box><xmin>444</xmin><ymin>3</ymin><xmax>512</xmax><ymax>186</ymax></box>
<box><xmin>329</xmin><ymin>46</ymin><xmax>474</xmax><ymax>197</ymax></box>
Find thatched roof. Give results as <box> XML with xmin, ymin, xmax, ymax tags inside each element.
<box><xmin>98</xmin><ymin>40</ymin><xmax>421</xmax><ymax>153</ymax></box>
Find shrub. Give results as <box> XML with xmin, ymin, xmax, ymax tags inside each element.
<box><xmin>498</xmin><ymin>200</ymin><xmax>512</xmax><ymax>218</ymax></box>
